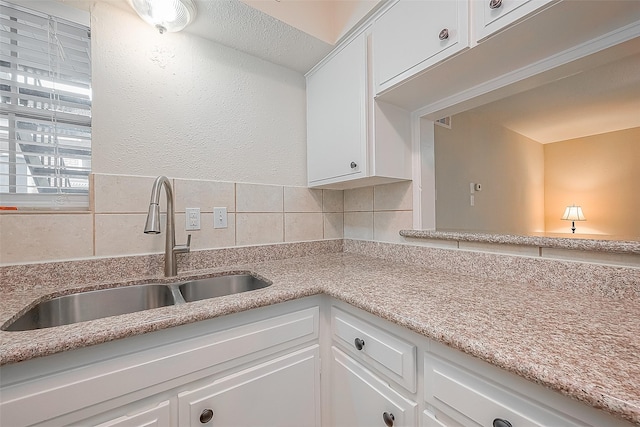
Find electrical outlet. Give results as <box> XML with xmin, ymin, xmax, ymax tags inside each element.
<box><xmin>214</xmin><ymin>207</ymin><xmax>227</xmax><ymax>229</ymax></box>
<box><xmin>470</xmin><ymin>195</ymin><xmax>475</xmax><ymax>206</ymax></box>
<box><xmin>185</xmin><ymin>208</ymin><xmax>200</xmax><ymax>230</ymax></box>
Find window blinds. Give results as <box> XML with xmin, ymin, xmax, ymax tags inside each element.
<box><xmin>0</xmin><ymin>1</ymin><xmax>91</xmax><ymax>209</ymax></box>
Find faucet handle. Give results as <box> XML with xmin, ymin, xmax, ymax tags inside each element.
<box><xmin>174</xmin><ymin>234</ymin><xmax>191</xmax><ymax>254</ymax></box>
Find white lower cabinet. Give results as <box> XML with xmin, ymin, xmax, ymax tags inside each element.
<box><xmin>94</xmin><ymin>400</ymin><xmax>172</xmax><ymax>427</ymax></box>
<box><xmin>178</xmin><ymin>346</ymin><xmax>320</xmax><ymax>427</ymax></box>
<box><xmin>329</xmin><ymin>346</ymin><xmax>417</xmax><ymax>427</ymax></box>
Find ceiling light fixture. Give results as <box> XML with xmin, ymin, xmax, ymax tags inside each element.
<box><xmin>130</xmin><ymin>0</ymin><xmax>197</xmax><ymax>34</ymax></box>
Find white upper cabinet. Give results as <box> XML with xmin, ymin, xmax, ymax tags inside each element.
<box><xmin>473</xmin><ymin>0</ymin><xmax>556</xmax><ymax>41</ymax></box>
<box><xmin>307</xmin><ymin>33</ymin><xmax>367</xmax><ymax>186</ymax></box>
<box><xmin>306</xmin><ymin>30</ymin><xmax>411</xmax><ymax>189</ymax></box>
<box><xmin>373</xmin><ymin>0</ymin><xmax>470</xmax><ymax>94</ymax></box>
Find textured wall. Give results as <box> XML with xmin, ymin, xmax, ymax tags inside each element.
<box><xmin>90</xmin><ymin>1</ymin><xmax>307</xmax><ymax>186</ymax></box>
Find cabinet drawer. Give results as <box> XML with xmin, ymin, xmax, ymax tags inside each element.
<box><xmin>424</xmin><ymin>353</ymin><xmax>581</xmax><ymax>427</ymax></box>
<box><xmin>331</xmin><ymin>307</ymin><xmax>416</xmax><ymax>392</ymax></box>
<box><xmin>473</xmin><ymin>0</ymin><xmax>556</xmax><ymax>41</ymax></box>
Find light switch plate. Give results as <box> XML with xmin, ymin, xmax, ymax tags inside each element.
<box><xmin>186</xmin><ymin>208</ymin><xmax>200</xmax><ymax>230</ymax></box>
<box><xmin>214</xmin><ymin>207</ymin><xmax>227</xmax><ymax>229</ymax></box>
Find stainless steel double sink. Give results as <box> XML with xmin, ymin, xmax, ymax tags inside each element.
<box><xmin>3</xmin><ymin>274</ymin><xmax>271</xmax><ymax>332</ymax></box>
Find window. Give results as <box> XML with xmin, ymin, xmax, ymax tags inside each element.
<box><xmin>0</xmin><ymin>1</ymin><xmax>91</xmax><ymax>209</ymax></box>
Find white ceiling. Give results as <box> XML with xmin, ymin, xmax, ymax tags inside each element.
<box><xmin>469</xmin><ymin>40</ymin><xmax>640</xmax><ymax>144</ymax></box>
<box><xmin>183</xmin><ymin>0</ymin><xmax>334</xmax><ymax>74</ymax></box>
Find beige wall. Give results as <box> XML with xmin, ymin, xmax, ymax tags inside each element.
<box><xmin>434</xmin><ymin>111</ymin><xmax>545</xmax><ymax>235</ymax></box>
<box><xmin>544</xmin><ymin>127</ymin><xmax>640</xmax><ymax>237</ymax></box>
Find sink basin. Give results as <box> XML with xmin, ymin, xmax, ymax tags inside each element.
<box><xmin>2</xmin><ymin>284</ymin><xmax>176</xmax><ymax>331</ymax></box>
<box><xmin>178</xmin><ymin>274</ymin><xmax>271</xmax><ymax>302</ymax></box>
<box><xmin>3</xmin><ymin>273</ymin><xmax>272</xmax><ymax>331</ymax></box>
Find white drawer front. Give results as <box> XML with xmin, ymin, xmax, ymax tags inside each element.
<box><xmin>332</xmin><ymin>307</ymin><xmax>416</xmax><ymax>392</ymax></box>
<box><xmin>425</xmin><ymin>353</ymin><xmax>582</xmax><ymax>427</ymax></box>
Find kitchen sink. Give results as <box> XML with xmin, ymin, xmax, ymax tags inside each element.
<box><xmin>3</xmin><ymin>284</ymin><xmax>177</xmax><ymax>331</ymax></box>
<box><xmin>2</xmin><ymin>273</ymin><xmax>271</xmax><ymax>331</ymax></box>
<box><xmin>178</xmin><ymin>274</ymin><xmax>271</xmax><ymax>302</ymax></box>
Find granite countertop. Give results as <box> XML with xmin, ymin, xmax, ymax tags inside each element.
<box><xmin>400</xmin><ymin>229</ymin><xmax>640</xmax><ymax>254</ymax></box>
<box><xmin>1</xmin><ymin>252</ymin><xmax>639</xmax><ymax>424</ymax></box>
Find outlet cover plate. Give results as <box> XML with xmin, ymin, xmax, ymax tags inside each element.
<box><xmin>186</xmin><ymin>208</ymin><xmax>201</xmax><ymax>230</ymax></box>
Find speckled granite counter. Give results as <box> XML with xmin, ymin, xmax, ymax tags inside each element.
<box><xmin>400</xmin><ymin>229</ymin><xmax>640</xmax><ymax>254</ymax></box>
<box><xmin>1</xmin><ymin>241</ymin><xmax>639</xmax><ymax>424</ymax></box>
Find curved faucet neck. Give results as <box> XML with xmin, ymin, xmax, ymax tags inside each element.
<box><xmin>149</xmin><ymin>176</ymin><xmax>177</xmax><ymax>276</ymax></box>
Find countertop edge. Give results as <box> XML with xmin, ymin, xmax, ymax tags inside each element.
<box><xmin>400</xmin><ymin>230</ymin><xmax>640</xmax><ymax>254</ymax></box>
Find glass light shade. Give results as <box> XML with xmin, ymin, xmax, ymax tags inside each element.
<box><xmin>130</xmin><ymin>0</ymin><xmax>196</xmax><ymax>34</ymax></box>
<box><xmin>561</xmin><ymin>205</ymin><xmax>586</xmax><ymax>221</ymax></box>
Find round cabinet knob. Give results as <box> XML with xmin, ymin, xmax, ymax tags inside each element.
<box><xmin>354</xmin><ymin>337</ymin><xmax>365</xmax><ymax>350</ymax></box>
<box><xmin>383</xmin><ymin>412</ymin><xmax>395</xmax><ymax>427</ymax></box>
<box><xmin>439</xmin><ymin>28</ymin><xmax>449</xmax><ymax>40</ymax></box>
<box><xmin>493</xmin><ymin>418</ymin><xmax>513</xmax><ymax>427</ymax></box>
<box><xmin>200</xmin><ymin>409</ymin><xmax>214</xmax><ymax>424</ymax></box>
<box><xmin>350</xmin><ymin>161</ymin><xmax>358</xmax><ymax>169</ymax></box>
<box><xmin>489</xmin><ymin>0</ymin><xmax>503</xmax><ymax>9</ymax></box>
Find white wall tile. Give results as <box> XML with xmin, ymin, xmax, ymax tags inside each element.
<box><xmin>323</xmin><ymin>190</ymin><xmax>344</xmax><ymax>213</ymax></box>
<box><xmin>374</xmin><ymin>211</ymin><xmax>413</xmax><ymax>243</ymax></box>
<box><xmin>93</xmin><ymin>174</ymin><xmax>164</xmax><ymax>214</ymax></box>
<box><xmin>324</xmin><ymin>213</ymin><xmax>344</xmax><ymax>239</ymax></box>
<box><xmin>0</xmin><ymin>213</ymin><xmax>93</xmax><ymax>264</ymax></box>
<box><xmin>284</xmin><ymin>187</ymin><xmax>323</xmax><ymax>212</ymax></box>
<box><xmin>344</xmin><ymin>187</ymin><xmax>374</xmax><ymax>212</ymax></box>
<box><xmin>176</xmin><ymin>213</ymin><xmax>236</xmax><ymax>249</ymax></box>
<box><xmin>174</xmin><ymin>179</ymin><xmax>235</xmax><ymax>213</ymax></box>
<box><xmin>236</xmin><ymin>213</ymin><xmax>284</xmax><ymax>245</ymax></box>
<box><xmin>95</xmin><ymin>213</ymin><xmax>165</xmax><ymax>256</ymax></box>
<box><xmin>236</xmin><ymin>184</ymin><xmax>283</xmax><ymax>212</ymax></box>
<box><xmin>344</xmin><ymin>212</ymin><xmax>374</xmax><ymax>240</ymax></box>
<box><xmin>285</xmin><ymin>213</ymin><xmax>324</xmax><ymax>242</ymax></box>
<box><xmin>374</xmin><ymin>181</ymin><xmax>413</xmax><ymax>211</ymax></box>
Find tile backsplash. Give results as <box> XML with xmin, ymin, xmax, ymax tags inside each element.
<box><xmin>0</xmin><ymin>175</ymin><xmax>415</xmax><ymax>265</ymax></box>
<box><xmin>344</xmin><ymin>181</ymin><xmax>413</xmax><ymax>243</ymax></box>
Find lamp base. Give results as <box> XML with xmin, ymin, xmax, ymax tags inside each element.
<box><xmin>571</xmin><ymin>221</ymin><xmax>576</xmax><ymax>233</ymax></box>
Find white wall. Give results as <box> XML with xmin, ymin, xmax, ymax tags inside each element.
<box><xmin>91</xmin><ymin>1</ymin><xmax>308</xmax><ymax>186</ymax></box>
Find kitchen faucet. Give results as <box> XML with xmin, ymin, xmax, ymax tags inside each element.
<box><xmin>144</xmin><ymin>176</ymin><xmax>191</xmax><ymax>277</ymax></box>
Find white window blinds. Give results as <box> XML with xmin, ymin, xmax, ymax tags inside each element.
<box><xmin>0</xmin><ymin>1</ymin><xmax>91</xmax><ymax>209</ymax></box>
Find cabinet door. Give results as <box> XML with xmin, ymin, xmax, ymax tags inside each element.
<box><xmin>473</xmin><ymin>0</ymin><xmax>556</xmax><ymax>41</ymax></box>
<box><xmin>373</xmin><ymin>0</ymin><xmax>469</xmax><ymax>93</ymax></box>
<box><xmin>329</xmin><ymin>346</ymin><xmax>417</xmax><ymax>427</ymax></box>
<box><xmin>307</xmin><ymin>32</ymin><xmax>367</xmax><ymax>185</ymax></box>
<box><xmin>92</xmin><ymin>400</ymin><xmax>171</xmax><ymax>427</ymax></box>
<box><xmin>178</xmin><ymin>346</ymin><xmax>320</xmax><ymax>427</ymax></box>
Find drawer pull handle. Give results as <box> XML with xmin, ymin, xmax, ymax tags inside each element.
<box><xmin>439</xmin><ymin>28</ymin><xmax>449</xmax><ymax>40</ymax></box>
<box><xmin>350</xmin><ymin>161</ymin><xmax>358</xmax><ymax>169</ymax></box>
<box><xmin>383</xmin><ymin>411</ymin><xmax>395</xmax><ymax>426</ymax></box>
<box><xmin>489</xmin><ymin>0</ymin><xmax>503</xmax><ymax>9</ymax></box>
<box><xmin>200</xmin><ymin>409</ymin><xmax>214</xmax><ymax>424</ymax></box>
<box><xmin>354</xmin><ymin>337</ymin><xmax>365</xmax><ymax>350</ymax></box>
<box><xmin>493</xmin><ymin>419</ymin><xmax>512</xmax><ymax>427</ymax></box>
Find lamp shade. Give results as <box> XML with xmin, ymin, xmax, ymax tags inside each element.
<box><xmin>130</xmin><ymin>0</ymin><xmax>196</xmax><ymax>34</ymax></box>
<box><xmin>561</xmin><ymin>205</ymin><xmax>586</xmax><ymax>221</ymax></box>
